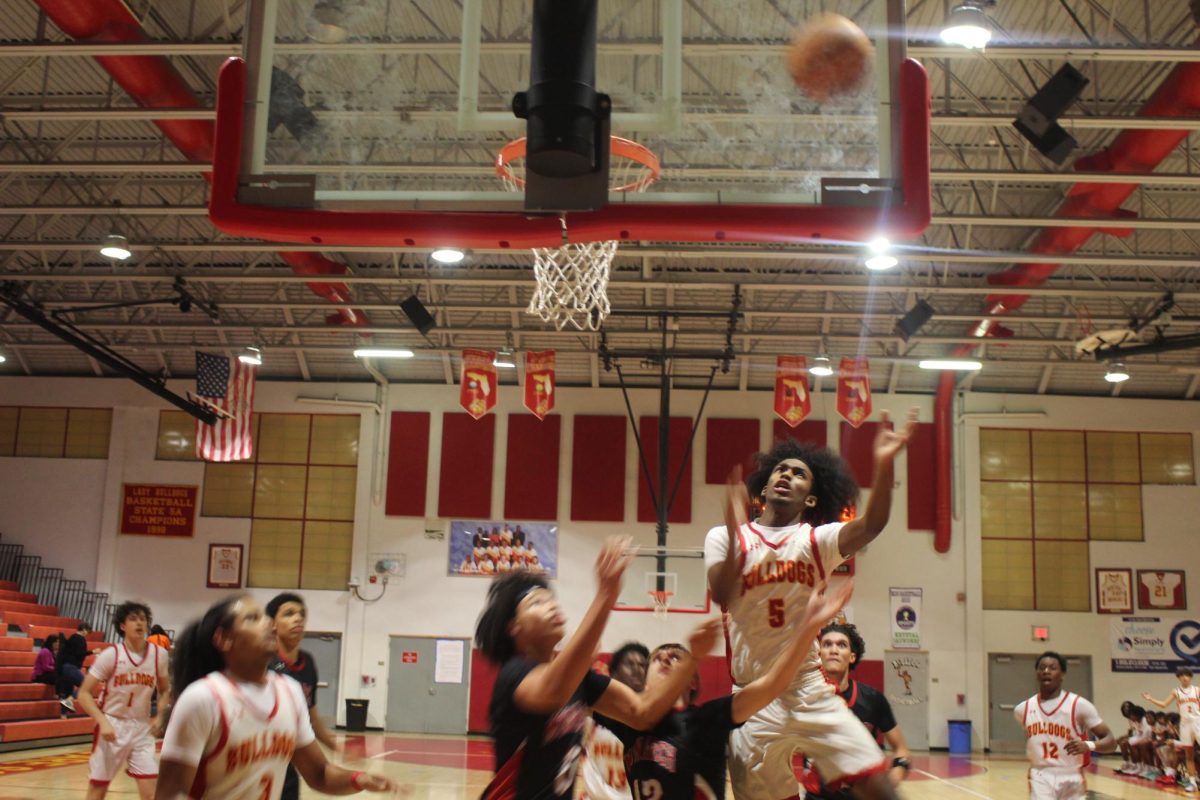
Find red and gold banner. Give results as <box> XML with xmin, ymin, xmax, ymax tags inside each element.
<box><xmin>120</xmin><ymin>484</ymin><xmax>197</xmax><ymax>537</ymax></box>
<box><xmin>773</xmin><ymin>356</ymin><xmax>812</xmax><ymax>427</ymax></box>
<box><xmin>836</xmin><ymin>357</ymin><xmax>872</xmax><ymax>429</ymax></box>
<box><xmin>460</xmin><ymin>349</ymin><xmax>497</xmax><ymax>420</ymax></box>
<box><xmin>523</xmin><ymin>350</ymin><xmax>556</xmax><ymax>420</ymax></box>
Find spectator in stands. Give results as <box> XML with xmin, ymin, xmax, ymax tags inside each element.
<box><xmin>57</xmin><ymin>621</ymin><xmax>93</xmax><ymax>711</ymax></box>
<box><xmin>147</xmin><ymin>625</ymin><xmax>172</xmax><ymax>651</ymax></box>
<box><xmin>32</xmin><ymin>634</ymin><xmax>60</xmax><ymax>686</ymax></box>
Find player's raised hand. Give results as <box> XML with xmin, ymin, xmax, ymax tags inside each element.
<box><xmin>686</xmin><ymin>618</ymin><xmax>722</xmax><ymax>659</ymax></box>
<box><xmin>353</xmin><ymin>772</ymin><xmax>406</xmax><ymax>793</ymax></box>
<box><xmin>596</xmin><ymin>536</ymin><xmax>635</xmax><ymax>596</ymax></box>
<box><xmin>725</xmin><ymin>465</ymin><xmax>751</xmax><ymax>540</ymax></box>
<box><xmin>873</xmin><ymin>408</ymin><xmax>919</xmax><ymax>463</ymax></box>
<box><xmin>802</xmin><ymin>578</ymin><xmax>854</xmax><ymax>629</ymax></box>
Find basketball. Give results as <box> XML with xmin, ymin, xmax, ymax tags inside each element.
<box><xmin>786</xmin><ymin>13</ymin><xmax>875</xmax><ymax>103</ymax></box>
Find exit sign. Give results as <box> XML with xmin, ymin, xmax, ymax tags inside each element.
<box><xmin>1032</xmin><ymin>626</ymin><xmax>1050</xmax><ymax>641</ymax></box>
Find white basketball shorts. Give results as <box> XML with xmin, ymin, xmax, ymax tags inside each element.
<box><xmin>1028</xmin><ymin>767</ymin><xmax>1086</xmax><ymax>800</ymax></box>
<box><xmin>89</xmin><ymin>716</ymin><xmax>157</xmax><ymax>784</ymax></box>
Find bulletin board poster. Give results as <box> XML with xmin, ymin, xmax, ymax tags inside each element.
<box><xmin>448</xmin><ymin>520</ymin><xmax>558</xmax><ymax>578</ymax></box>
<box><xmin>120</xmin><ymin>484</ymin><xmax>197</xmax><ymax>537</ymax></box>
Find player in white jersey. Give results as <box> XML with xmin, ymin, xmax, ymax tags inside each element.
<box><xmin>580</xmin><ymin>642</ymin><xmax>649</xmax><ymax>800</ymax></box>
<box><xmin>76</xmin><ymin>601</ymin><xmax>170</xmax><ymax>800</ymax></box>
<box><xmin>1015</xmin><ymin>652</ymin><xmax>1115</xmax><ymax>799</ymax></box>
<box><xmin>705</xmin><ymin>409</ymin><xmax>918</xmax><ymax>800</ymax></box>
<box><xmin>155</xmin><ymin>595</ymin><xmax>397</xmax><ymax>800</ymax></box>
<box><xmin>1144</xmin><ymin>666</ymin><xmax>1200</xmax><ymax>790</ymax></box>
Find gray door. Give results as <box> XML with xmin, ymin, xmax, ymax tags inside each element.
<box><xmin>386</xmin><ymin>637</ymin><xmax>470</xmax><ymax>735</ymax></box>
<box><xmin>303</xmin><ymin>633</ymin><xmax>342</xmax><ymax>726</ymax></box>
<box><xmin>988</xmin><ymin>653</ymin><xmax>1093</xmax><ymax>753</ymax></box>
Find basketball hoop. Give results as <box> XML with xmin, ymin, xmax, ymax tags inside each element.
<box><xmin>648</xmin><ymin>590</ymin><xmax>674</xmax><ymax>620</ymax></box>
<box><xmin>496</xmin><ymin>136</ymin><xmax>661</xmax><ymax>332</ymax></box>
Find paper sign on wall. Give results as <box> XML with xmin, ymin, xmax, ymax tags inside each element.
<box><xmin>890</xmin><ymin>587</ymin><xmax>922</xmax><ymax>650</ymax></box>
<box><xmin>435</xmin><ymin>639</ymin><xmax>464</xmax><ymax>684</ymax></box>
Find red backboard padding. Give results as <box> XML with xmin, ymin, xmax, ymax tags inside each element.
<box><xmin>637</xmin><ymin>417</ymin><xmax>693</xmax><ymax>524</ymax></box>
<box><xmin>906</xmin><ymin>423</ymin><xmax>936</xmax><ymax>530</ymax></box>
<box><xmin>504</xmin><ymin>415</ymin><xmax>561</xmax><ymax>520</ymax></box>
<box><xmin>385</xmin><ymin>411</ymin><xmax>430</xmax><ymax>516</ymax></box>
<box><xmin>705</xmin><ymin>418</ymin><xmax>760</xmax><ymax>484</ymax></box>
<box><xmin>571</xmin><ymin>415</ymin><xmax>627</xmax><ymax>521</ymax></box>
<box><xmin>772</xmin><ymin>418</ymin><xmax>828</xmax><ymax>449</ymax></box>
<box><xmin>438</xmin><ymin>413</ymin><xmax>495</xmax><ymax>518</ymax></box>
<box><xmin>840</xmin><ymin>421</ymin><xmax>889</xmax><ymax>489</ymax></box>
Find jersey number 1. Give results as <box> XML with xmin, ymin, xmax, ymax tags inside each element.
<box><xmin>768</xmin><ymin>599</ymin><xmax>785</xmax><ymax>628</ymax></box>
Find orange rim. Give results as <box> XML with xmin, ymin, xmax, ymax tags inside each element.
<box><xmin>496</xmin><ymin>136</ymin><xmax>661</xmax><ymax>193</ymax></box>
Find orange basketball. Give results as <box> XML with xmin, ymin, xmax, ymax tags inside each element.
<box><xmin>787</xmin><ymin>13</ymin><xmax>875</xmax><ymax>103</ymax></box>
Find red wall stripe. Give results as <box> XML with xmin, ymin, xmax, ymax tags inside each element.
<box><xmin>504</xmin><ymin>415</ymin><xmax>561</xmax><ymax>520</ymax></box>
<box><xmin>437</xmin><ymin>413</ymin><xmax>495</xmax><ymax>518</ymax></box>
<box><xmin>384</xmin><ymin>411</ymin><xmax>430</xmax><ymax>517</ymax></box>
<box><xmin>840</xmin><ymin>421</ymin><xmax>889</xmax><ymax>488</ymax></box>
<box><xmin>637</xmin><ymin>416</ymin><xmax>693</xmax><ymax>524</ymax></box>
<box><xmin>705</xmin><ymin>418</ymin><xmax>760</xmax><ymax>484</ymax></box>
<box><xmin>773</xmin><ymin>418</ymin><xmax>828</xmax><ymax>449</ymax></box>
<box><xmin>906</xmin><ymin>422</ymin><xmax>936</xmax><ymax>530</ymax></box>
<box><xmin>570</xmin><ymin>415</ymin><xmax>626</xmax><ymax>521</ymax></box>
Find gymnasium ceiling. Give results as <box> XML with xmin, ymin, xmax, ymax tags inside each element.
<box><xmin>2</xmin><ymin>0</ymin><xmax>1200</xmax><ymax>400</ymax></box>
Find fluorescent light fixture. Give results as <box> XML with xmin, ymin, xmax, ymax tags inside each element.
<box><xmin>1104</xmin><ymin>362</ymin><xmax>1130</xmax><ymax>383</ymax></box>
<box><xmin>238</xmin><ymin>346</ymin><xmax>263</xmax><ymax>366</ymax></box>
<box><xmin>430</xmin><ymin>248</ymin><xmax>466</xmax><ymax>264</ymax></box>
<box><xmin>99</xmin><ymin>234</ymin><xmax>132</xmax><ymax>260</ymax></box>
<box><xmin>918</xmin><ymin>358</ymin><xmax>983</xmax><ymax>371</ymax></box>
<box><xmin>494</xmin><ymin>348</ymin><xmax>516</xmax><ymax>368</ymax></box>
<box><xmin>809</xmin><ymin>355</ymin><xmax>834</xmax><ymax>377</ymax></box>
<box><xmin>865</xmin><ymin>254</ymin><xmax>899</xmax><ymax>271</ymax></box>
<box><xmin>941</xmin><ymin>3</ymin><xmax>993</xmax><ymax>49</ymax></box>
<box><xmin>353</xmin><ymin>348</ymin><xmax>414</xmax><ymax>359</ymax></box>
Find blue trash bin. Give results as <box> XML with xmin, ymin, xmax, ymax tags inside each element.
<box><xmin>948</xmin><ymin>719</ymin><xmax>972</xmax><ymax>754</ymax></box>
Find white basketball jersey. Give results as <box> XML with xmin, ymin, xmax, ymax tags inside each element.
<box><xmin>91</xmin><ymin>643</ymin><xmax>165</xmax><ymax>721</ymax></box>
<box><xmin>1017</xmin><ymin>692</ymin><xmax>1097</xmax><ymax>771</ymax></box>
<box><xmin>189</xmin><ymin>672</ymin><xmax>303</xmax><ymax>800</ymax></box>
<box><xmin>1175</xmin><ymin>686</ymin><xmax>1200</xmax><ymax>721</ymax></box>
<box><xmin>579</xmin><ymin>718</ymin><xmax>628</xmax><ymax>800</ymax></box>
<box><xmin>707</xmin><ymin>520</ymin><xmax>845</xmax><ymax>687</ymax></box>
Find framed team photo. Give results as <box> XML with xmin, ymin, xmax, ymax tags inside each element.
<box><xmin>448</xmin><ymin>520</ymin><xmax>558</xmax><ymax>578</ymax></box>
<box><xmin>1095</xmin><ymin>568</ymin><xmax>1134</xmax><ymax>615</ymax></box>
<box><xmin>207</xmin><ymin>543</ymin><xmax>244</xmax><ymax>589</ymax></box>
<box><xmin>1137</xmin><ymin>569</ymin><xmax>1187</xmax><ymax>611</ymax></box>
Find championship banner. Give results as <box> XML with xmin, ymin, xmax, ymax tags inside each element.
<box><xmin>120</xmin><ymin>484</ymin><xmax>197</xmax><ymax>537</ymax></box>
<box><xmin>773</xmin><ymin>356</ymin><xmax>812</xmax><ymax>427</ymax></box>
<box><xmin>460</xmin><ymin>349</ymin><xmax>497</xmax><ymax>420</ymax></box>
<box><xmin>1111</xmin><ymin>615</ymin><xmax>1200</xmax><ymax>672</ymax></box>
<box><xmin>890</xmin><ymin>587</ymin><xmax>922</xmax><ymax>650</ymax></box>
<box><xmin>523</xmin><ymin>350</ymin><xmax>556</xmax><ymax>420</ymax></box>
<box><xmin>884</xmin><ymin>650</ymin><xmax>930</xmax><ymax>749</ymax></box>
<box><xmin>836</xmin><ymin>357</ymin><xmax>872</xmax><ymax>428</ymax></box>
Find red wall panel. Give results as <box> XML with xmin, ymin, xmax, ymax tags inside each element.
<box><xmin>504</xmin><ymin>415</ymin><xmax>561</xmax><ymax>520</ymax></box>
<box><xmin>773</xmin><ymin>418</ymin><xmax>828</xmax><ymax>449</ymax></box>
<box><xmin>385</xmin><ymin>411</ymin><xmax>430</xmax><ymax>517</ymax></box>
<box><xmin>571</xmin><ymin>415</ymin><xmax>626</xmax><ymax>521</ymax></box>
<box><xmin>840</xmin><ymin>421</ymin><xmax>888</xmax><ymax>488</ymax></box>
<box><xmin>906</xmin><ymin>422</ymin><xmax>936</xmax><ymax>530</ymax></box>
<box><xmin>637</xmin><ymin>416</ymin><xmax>693</xmax><ymax>523</ymax></box>
<box><xmin>437</xmin><ymin>413</ymin><xmax>495</xmax><ymax>518</ymax></box>
<box><xmin>705</xmin><ymin>418</ymin><xmax>760</xmax><ymax>484</ymax></box>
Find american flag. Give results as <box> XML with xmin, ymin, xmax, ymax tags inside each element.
<box><xmin>194</xmin><ymin>351</ymin><xmax>256</xmax><ymax>462</ymax></box>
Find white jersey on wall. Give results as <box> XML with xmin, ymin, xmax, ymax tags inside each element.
<box><xmin>1176</xmin><ymin>686</ymin><xmax>1200</xmax><ymax>721</ymax></box>
<box><xmin>1141</xmin><ymin>572</ymin><xmax>1182</xmax><ymax>607</ymax></box>
<box><xmin>88</xmin><ymin>642</ymin><xmax>167</xmax><ymax>721</ymax></box>
<box><xmin>704</xmin><ymin>520</ymin><xmax>845</xmax><ymax>687</ymax></box>
<box><xmin>1014</xmin><ymin>692</ymin><xmax>1101</xmax><ymax>771</ymax></box>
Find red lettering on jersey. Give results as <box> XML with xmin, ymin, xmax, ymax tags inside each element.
<box><xmin>1025</xmin><ymin>721</ymin><xmax>1073</xmax><ymax>739</ymax></box>
<box><xmin>224</xmin><ymin>732</ymin><xmax>296</xmax><ymax>771</ymax></box>
<box><xmin>740</xmin><ymin>559</ymin><xmax>817</xmax><ymax>595</ymax></box>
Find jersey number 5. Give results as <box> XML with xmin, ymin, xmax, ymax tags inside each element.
<box><xmin>768</xmin><ymin>599</ymin><xmax>785</xmax><ymax>628</ymax></box>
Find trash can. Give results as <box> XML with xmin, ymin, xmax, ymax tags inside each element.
<box><xmin>948</xmin><ymin>719</ymin><xmax>972</xmax><ymax>754</ymax></box>
<box><xmin>345</xmin><ymin>699</ymin><xmax>369</xmax><ymax>732</ymax></box>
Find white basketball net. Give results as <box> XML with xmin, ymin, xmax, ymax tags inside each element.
<box><xmin>499</xmin><ymin>142</ymin><xmax>658</xmax><ymax>332</ymax></box>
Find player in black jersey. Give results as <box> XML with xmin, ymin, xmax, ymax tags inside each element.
<box><xmin>803</xmin><ymin>622</ymin><xmax>912</xmax><ymax>798</ymax></box>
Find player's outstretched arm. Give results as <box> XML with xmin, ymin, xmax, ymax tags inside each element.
<box><xmin>1142</xmin><ymin>691</ymin><xmax>1174</xmax><ymax>709</ymax></box>
<box><xmin>592</xmin><ymin>619</ymin><xmax>720</xmax><ymax>730</ymax></box>
<box><xmin>883</xmin><ymin>725</ymin><xmax>913</xmax><ymax>786</ymax></box>
<box><xmin>838</xmin><ymin>408</ymin><xmax>918</xmax><ymax>558</ymax></box>
<box><xmin>514</xmin><ymin>537</ymin><xmax>635</xmax><ymax>714</ymax></box>
<box><xmin>292</xmin><ymin>741</ymin><xmax>399</xmax><ymax>794</ymax></box>
<box><xmin>707</xmin><ymin>468</ymin><xmax>750</xmax><ymax>608</ymax></box>
<box><xmin>730</xmin><ymin>579</ymin><xmax>853</xmax><ymax>724</ymax></box>
<box><xmin>1065</xmin><ymin>721</ymin><xmax>1117</xmax><ymax>756</ymax></box>
<box><xmin>75</xmin><ymin>674</ymin><xmax>116</xmax><ymax>741</ymax></box>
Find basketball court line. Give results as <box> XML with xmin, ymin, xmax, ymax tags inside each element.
<box><xmin>911</xmin><ymin>767</ymin><xmax>994</xmax><ymax>799</ymax></box>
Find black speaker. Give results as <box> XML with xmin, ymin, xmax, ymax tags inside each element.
<box><xmin>1013</xmin><ymin>64</ymin><xmax>1089</xmax><ymax>165</ymax></box>
<box><xmin>399</xmin><ymin>295</ymin><xmax>435</xmax><ymax>335</ymax></box>
<box><xmin>895</xmin><ymin>299</ymin><xmax>935</xmax><ymax>342</ymax></box>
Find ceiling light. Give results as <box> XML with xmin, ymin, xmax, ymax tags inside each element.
<box><xmin>809</xmin><ymin>356</ymin><xmax>834</xmax><ymax>377</ymax></box>
<box><xmin>99</xmin><ymin>234</ymin><xmax>132</xmax><ymax>260</ymax></box>
<box><xmin>0</xmin><ymin>352</ymin><xmax>6</xmax><ymax>364</ymax></box>
<box><xmin>867</xmin><ymin>237</ymin><xmax>891</xmax><ymax>255</ymax></box>
<box><xmin>865</xmin><ymin>254</ymin><xmax>899</xmax><ymax>271</ymax></box>
<box><xmin>353</xmin><ymin>348</ymin><xmax>414</xmax><ymax>359</ymax></box>
<box><xmin>238</xmin><ymin>346</ymin><xmax>263</xmax><ymax>366</ymax></box>
<box><xmin>1104</xmin><ymin>362</ymin><xmax>1130</xmax><ymax>383</ymax></box>
<box><xmin>494</xmin><ymin>348</ymin><xmax>516</xmax><ymax>369</ymax></box>
<box><xmin>941</xmin><ymin>2</ymin><xmax>993</xmax><ymax>49</ymax></box>
<box><xmin>431</xmin><ymin>248</ymin><xmax>466</xmax><ymax>264</ymax></box>
<box><xmin>918</xmin><ymin>358</ymin><xmax>983</xmax><ymax>371</ymax></box>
